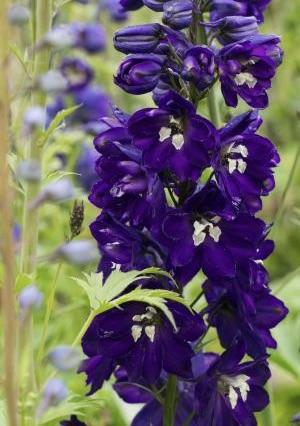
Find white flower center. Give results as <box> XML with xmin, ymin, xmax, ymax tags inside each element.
<box><xmin>220</xmin><ymin>374</ymin><xmax>250</xmax><ymax>409</ymax></box>
<box><xmin>131</xmin><ymin>306</ymin><xmax>157</xmax><ymax>343</ymax></box>
<box><xmin>226</xmin><ymin>143</ymin><xmax>248</xmax><ymax>174</ymax></box>
<box><xmin>159</xmin><ymin>117</ymin><xmax>184</xmax><ymax>150</ymax></box>
<box><xmin>193</xmin><ymin>218</ymin><xmax>221</xmax><ymax>247</ymax></box>
<box><xmin>234</xmin><ymin>72</ymin><xmax>257</xmax><ymax>88</ymax></box>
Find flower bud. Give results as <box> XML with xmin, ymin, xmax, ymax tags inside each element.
<box><xmin>114</xmin><ymin>24</ymin><xmax>164</xmax><ymax>54</ymax></box>
<box><xmin>30</xmin><ymin>179</ymin><xmax>75</xmax><ymax>209</ymax></box>
<box><xmin>292</xmin><ymin>413</ymin><xmax>300</xmax><ymax>425</ymax></box>
<box><xmin>59</xmin><ymin>58</ymin><xmax>94</xmax><ymax>91</ymax></box>
<box><xmin>182</xmin><ymin>46</ymin><xmax>215</xmax><ymax>91</ymax></box>
<box><xmin>44</xmin><ymin>26</ymin><xmax>76</xmax><ymax>49</ymax></box>
<box><xmin>70</xmin><ymin>23</ymin><xmax>107</xmax><ymax>54</ymax></box>
<box><xmin>162</xmin><ymin>0</ymin><xmax>193</xmax><ymax>30</ymax></box>
<box><xmin>207</xmin><ymin>16</ymin><xmax>258</xmax><ymax>45</ymax></box>
<box><xmin>60</xmin><ymin>415</ymin><xmax>86</xmax><ymax>426</ymax></box>
<box><xmin>143</xmin><ymin>0</ymin><xmax>167</xmax><ymax>11</ymax></box>
<box><xmin>56</xmin><ymin>240</ymin><xmax>98</xmax><ymax>265</ymax></box>
<box><xmin>120</xmin><ymin>0</ymin><xmax>144</xmax><ymax>11</ymax></box>
<box><xmin>208</xmin><ymin>0</ymin><xmax>248</xmax><ymax>20</ymax></box>
<box><xmin>100</xmin><ymin>0</ymin><xmax>128</xmax><ymax>22</ymax></box>
<box><xmin>19</xmin><ymin>285</ymin><xmax>43</xmax><ymax>314</ymax></box>
<box><xmin>48</xmin><ymin>346</ymin><xmax>81</xmax><ymax>371</ymax></box>
<box><xmin>38</xmin><ymin>70</ymin><xmax>68</xmax><ymax>94</ymax></box>
<box><xmin>8</xmin><ymin>4</ymin><xmax>30</xmax><ymax>26</ymax></box>
<box><xmin>37</xmin><ymin>379</ymin><xmax>68</xmax><ymax>418</ymax></box>
<box><xmin>24</xmin><ymin>106</ymin><xmax>46</xmax><ymax>131</ymax></box>
<box><xmin>17</xmin><ymin>160</ymin><xmax>42</xmax><ymax>183</ymax></box>
<box><xmin>115</xmin><ymin>54</ymin><xmax>165</xmax><ymax>95</ymax></box>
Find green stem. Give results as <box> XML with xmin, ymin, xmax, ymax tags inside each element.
<box><xmin>163</xmin><ymin>375</ymin><xmax>177</xmax><ymax>426</ymax></box>
<box><xmin>37</xmin><ymin>262</ymin><xmax>63</xmax><ymax>368</ymax></box>
<box><xmin>207</xmin><ymin>85</ymin><xmax>222</xmax><ymax>128</ymax></box>
<box><xmin>72</xmin><ymin>311</ymin><xmax>95</xmax><ymax>347</ymax></box>
<box><xmin>0</xmin><ymin>2</ymin><xmax>19</xmax><ymax>425</ymax></box>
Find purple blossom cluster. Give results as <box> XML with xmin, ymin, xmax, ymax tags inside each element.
<box><xmin>79</xmin><ymin>0</ymin><xmax>288</xmax><ymax>424</ymax></box>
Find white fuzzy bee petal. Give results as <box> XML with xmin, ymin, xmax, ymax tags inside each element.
<box><xmin>159</xmin><ymin>127</ymin><xmax>172</xmax><ymax>142</ymax></box>
<box><xmin>145</xmin><ymin>325</ymin><xmax>156</xmax><ymax>343</ymax></box>
<box><xmin>172</xmin><ymin>133</ymin><xmax>184</xmax><ymax>150</ymax></box>
<box><xmin>131</xmin><ymin>325</ymin><xmax>143</xmax><ymax>342</ymax></box>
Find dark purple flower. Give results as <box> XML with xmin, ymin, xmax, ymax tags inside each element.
<box><xmin>100</xmin><ymin>0</ymin><xmax>128</xmax><ymax>22</ymax></box>
<box><xmin>75</xmin><ymin>144</ymin><xmax>98</xmax><ymax>192</ymax></box>
<box><xmin>60</xmin><ymin>416</ymin><xmax>86</xmax><ymax>426</ymax></box>
<box><xmin>182</xmin><ymin>46</ymin><xmax>215</xmax><ymax>91</ymax></box>
<box><xmin>70</xmin><ymin>22</ymin><xmax>107</xmax><ymax>53</ymax></box>
<box><xmin>195</xmin><ymin>342</ymin><xmax>271</xmax><ymax>425</ymax></box>
<box><xmin>128</xmin><ymin>91</ymin><xmax>218</xmax><ymax>181</ymax></box>
<box><xmin>115</xmin><ymin>54</ymin><xmax>166</xmax><ymax>95</ymax></box>
<box><xmin>204</xmin><ymin>275</ymin><xmax>288</xmax><ymax>358</ymax></box>
<box><xmin>216</xmin><ymin>35</ymin><xmax>283</xmax><ymax>108</ymax></box>
<box><xmin>90</xmin><ymin>212</ymin><xmax>166</xmax><ymax>279</ymax></box>
<box><xmin>120</xmin><ymin>0</ymin><xmax>144</xmax><ymax>10</ymax></box>
<box><xmin>143</xmin><ymin>0</ymin><xmax>167</xmax><ymax>11</ymax></box>
<box><xmin>155</xmin><ymin>183</ymin><xmax>266</xmax><ymax>282</ymax></box>
<box><xmin>213</xmin><ymin>110</ymin><xmax>279</xmax><ymax>213</ymax></box>
<box><xmin>205</xmin><ymin>16</ymin><xmax>258</xmax><ymax>46</ymax></box>
<box><xmin>209</xmin><ymin>0</ymin><xmax>271</xmax><ymax>23</ymax></box>
<box><xmin>59</xmin><ymin>58</ymin><xmax>94</xmax><ymax>91</ymax></box>
<box><xmin>80</xmin><ymin>301</ymin><xmax>205</xmax><ymax>392</ymax></box>
<box><xmin>162</xmin><ymin>0</ymin><xmax>193</xmax><ymax>30</ymax></box>
<box><xmin>114</xmin><ymin>24</ymin><xmax>164</xmax><ymax>54</ymax></box>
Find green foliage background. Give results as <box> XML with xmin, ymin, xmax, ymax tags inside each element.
<box><xmin>2</xmin><ymin>0</ymin><xmax>300</xmax><ymax>424</ymax></box>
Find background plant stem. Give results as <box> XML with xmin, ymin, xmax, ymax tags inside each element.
<box><xmin>163</xmin><ymin>375</ymin><xmax>177</xmax><ymax>426</ymax></box>
<box><xmin>259</xmin><ymin>382</ymin><xmax>276</xmax><ymax>426</ymax></box>
<box><xmin>0</xmin><ymin>1</ymin><xmax>19</xmax><ymax>425</ymax></box>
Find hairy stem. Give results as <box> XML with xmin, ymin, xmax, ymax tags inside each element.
<box><xmin>163</xmin><ymin>375</ymin><xmax>177</xmax><ymax>426</ymax></box>
<box><xmin>0</xmin><ymin>1</ymin><xmax>19</xmax><ymax>425</ymax></box>
<box><xmin>20</xmin><ymin>0</ymin><xmax>53</xmax><ymax>274</ymax></box>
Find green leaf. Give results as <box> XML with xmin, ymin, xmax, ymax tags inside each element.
<box><xmin>39</xmin><ymin>395</ymin><xmax>102</xmax><ymax>424</ymax></box>
<box><xmin>37</xmin><ymin>105</ymin><xmax>80</xmax><ymax>147</ymax></box>
<box><xmin>9</xmin><ymin>43</ymin><xmax>31</xmax><ymax>78</ymax></box>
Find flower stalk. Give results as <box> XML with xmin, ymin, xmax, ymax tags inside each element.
<box><xmin>0</xmin><ymin>1</ymin><xmax>18</xmax><ymax>425</ymax></box>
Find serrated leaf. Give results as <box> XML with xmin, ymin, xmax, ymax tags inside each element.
<box><xmin>37</xmin><ymin>105</ymin><xmax>80</xmax><ymax>147</ymax></box>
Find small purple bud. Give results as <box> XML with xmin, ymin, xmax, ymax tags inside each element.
<box><xmin>162</xmin><ymin>0</ymin><xmax>193</xmax><ymax>30</ymax></box>
<box><xmin>75</xmin><ymin>145</ymin><xmax>98</xmax><ymax>192</ymax></box>
<box><xmin>206</xmin><ymin>16</ymin><xmax>258</xmax><ymax>45</ymax></box>
<box><xmin>182</xmin><ymin>46</ymin><xmax>215</xmax><ymax>91</ymax></box>
<box><xmin>100</xmin><ymin>0</ymin><xmax>128</xmax><ymax>22</ymax></box>
<box><xmin>114</xmin><ymin>54</ymin><xmax>165</xmax><ymax>95</ymax></box>
<box><xmin>17</xmin><ymin>160</ymin><xmax>42</xmax><ymax>182</ymax></box>
<box><xmin>120</xmin><ymin>0</ymin><xmax>144</xmax><ymax>11</ymax></box>
<box><xmin>143</xmin><ymin>0</ymin><xmax>167</xmax><ymax>11</ymax></box>
<box><xmin>24</xmin><ymin>106</ymin><xmax>46</xmax><ymax>131</ymax></box>
<box><xmin>56</xmin><ymin>240</ymin><xmax>98</xmax><ymax>265</ymax></box>
<box><xmin>70</xmin><ymin>23</ymin><xmax>107</xmax><ymax>54</ymax></box>
<box><xmin>60</xmin><ymin>415</ymin><xmax>87</xmax><ymax>426</ymax></box>
<box><xmin>38</xmin><ymin>70</ymin><xmax>68</xmax><ymax>94</ymax></box>
<box><xmin>8</xmin><ymin>4</ymin><xmax>30</xmax><ymax>25</ymax></box>
<box><xmin>292</xmin><ymin>413</ymin><xmax>300</xmax><ymax>425</ymax></box>
<box><xmin>209</xmin><ymin>0</ymin><xmax>248</xmax><ymax>20</ymax></box>
<box><xmin>114</xmin><ymin>24</ymin><xmax>164</xmax><ymax>54</ymax></box>
<box><xmin>30</xmin><ymin>179</ymin><xmax>75</xmax><ymax>209</ymax></box>
<box><xmin>48</xmin><ymin>346</ymin><xmax>81</xmax><ymax>371</ymax></box>
<box><xmin>19</xmin><ymin>285</ymin><xmax>43</xmax><ymax>312</ymax></box>
<box><xmin>37</xmin><ymin>379</ymin><xmax>68</xmax><ymax>418</ymax></box>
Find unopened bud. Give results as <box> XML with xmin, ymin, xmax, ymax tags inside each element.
<box><xmin>43</xmin><ymin>26</ymin><xmax>76</xmax><ymax>49</ymax></box>
<box><xmin>69</xmin><ymin>200</ymin><xmax>84</xmax><ymax>239</ymax></box>
<box><xmin>8</xmin><ymin>4</ymin><xmax>30</xmax><ymax>26</ymax></box>
<box><xmin>17</xmin><ymin>160</ymin><xmax>41</xmax><ymax>182</ymax></box>
<box><xmin>37</xmin><ymin>70</ymin><xmax>68</xmax><ymax>94</ymax></box>
<box><xmin>56</xmin><ymin>240</ymin><xmax>98</xmax><ymax>265</ymax></box>
<box><xmin>48</xmin><ymin>346</ymin><xmax>81</xmax><ymax>371</ymax></box>
<box><xmin>36</xmin><ymin>379</ymin><xmax>68</xmax><ymax>419</ymax></box>
<box><xmin>30</xmin><ymin>178</ymin><xmax>75</xmax><ymax>209</ymax></box>
<box><xmin>24</xmin><ymin>106</ymin><xmax>47</xmax><ymax>131</ymax></box>
<box><xmin>19</xmin><ymin>284</ymin><xmax>43</xmax><ymax>314</ymax></box>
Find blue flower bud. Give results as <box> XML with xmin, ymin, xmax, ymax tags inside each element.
<box><xmin>48</xmin><ymin>346</ymin><xmax>81</xmax><ymax>371</ymax></box>
<box><xmin>44</xmin><ymin>26</ymin><xmax>76</xmax><ymax>48</ymax></box>
<box><xmin>115</xmin><ymin>54</ymin><xmax>166</xmax><ymax>95</ymax></box>
<box><xmin>24</xmin><ymin>106</ymin><xmax>46</xmax><ymax>131</ymax></box>
<box><xmin>8</xmin><ymin>4</ymin><xmax>30</xmax><ymax>25</ymax></box>
<box><xmin>162</xmin><ymin>0</ymin><xmax>192</xmax><ymax>30</ymax></box>
<box><xmin>19</xmin><ymin>285</ymin><xmax>43</xmax><ymax>312</ymax></box>
<box><xmin>114</xmin><ymin>24</ymin><xmax>164</xmax><ymax>54</ymax></box>
<box><xmin>56</xmin><ymin>240</ymin><xmax>98</xmax><ymax>265</ymax></box>
<box><xmin>70</xmin><ymin>22</ymin><xmax>107</xmax><ymax>54</ymax></box>
<box><xmin>37</xmin><ymin>379</ymin><xmax>68</xmax><ymax>418</ymax></box>
<box><xmin>143</xmin><ymin>0</ymin><xmax>167</xmax><ymax>11</ymax></box>
<box><xmin>292</xmin><ymin>413</ymin><xmax>300</xmax><ymax>425</ymax></box>
<box><xmin>120</xmin><ymin>0</ymin><xmax>144</xmax><ymax>11</ymax></box>
<box><xmin>207</xmin><ymin>16</ymin><xmax>258</xmax><ymax>45</ymax></box>
<box><xmin>38</xmin><ymin>70</ymin><xmax>68</xmax><ymax>94</ymax></box>
<box><xmin>17</xmin><ymin>160</ymin><xmax>42</xmax><ymax>182</ymax></box>
<box><xmin>30</xmin><ymin>179</ymin><xmax>75</xmax><ymax>209</ymax></box>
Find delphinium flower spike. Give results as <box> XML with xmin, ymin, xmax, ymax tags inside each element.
<box><xmin>79</xmin><ymin>0</ymin><xmax>288</xmax><ymax>425</ymax></box>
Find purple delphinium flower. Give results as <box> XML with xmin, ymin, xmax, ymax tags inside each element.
<box><xmin>213</xmin><ymin>110</ymin><xmax>280</xmax><ymax>213</ymax></box>
<box><xmin>182</xmin><ymin>45</ymin><xmax>215</xmax><ymax>92</ymax></box>
<box><xmin>114</xmin><ymin>24</ymin><xmax>165</xmax><ymax>54</ymax></box>
<box><xmin>195</xmin><ymin>342</ymin><xmax>271</xmax><ymax>425</ymax></box>
<box><xmin>209</xmin><ymin>0</ymin><xmax>271</xmax><ymax>23</ymax></box>
<box><xmin>100</xmin><ymin>0</ymin><xmax>128</xmax><ymax>22</ymax></box>
<box><xmin>128</xmin><ymin>90</ymin><xmax>218</xmax><ymax>181</ymax></box>
<box><xmin>115</xmin><ymin>54</ymin><xmax>166</xmax><ymax>95</ymax></box>
<box><xmin>205</xmin><ymin>16</ymin><xmax>258</xmax><ymax>45</ymax></box>
<box><xmin>120</xmin><ymin>0</ymin><xmax>144</xmax><ymax>11</ymax></box>
<box><xmin>216</xmin><ymin>34</ymin><xmax>283</xmax><ymax>108</ymax></box>
<box><xmin>162</xmin><ymin>0</ymin><xmax>193</xmax><ymax>30</ymax></box>
<box><xmin>60</xmin><ymin>415</ymin><xmax>86</xmax><ymax>426</ymax></box>
<box><xmin>80</xmin><ymin>301</ymin><xmax>205</xmax><ymax>393</ymax></box>
<box><xmin>155</xmin><ymin>182</ymin><xmax>266</xmax><ymax>283</ymax></box>
<box><xmin>59</xmin><ymin>58</ymin><xmax>94</xmax><ymax>91</ymax></box>
<box><xmin>143</xmin><ymin>0</ymin><xmax>167</xmax><ymax>11</ymax></box>
<box><xmin>70</xmin><ymin>22</ymin><xmax>107</xmax><ymax>54</ymax></box>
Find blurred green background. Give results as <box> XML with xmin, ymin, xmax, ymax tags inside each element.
<box><xmin>12</xmin><ymin>0</ymin><xmax>300</xmax><ymax>424</ymax></box>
